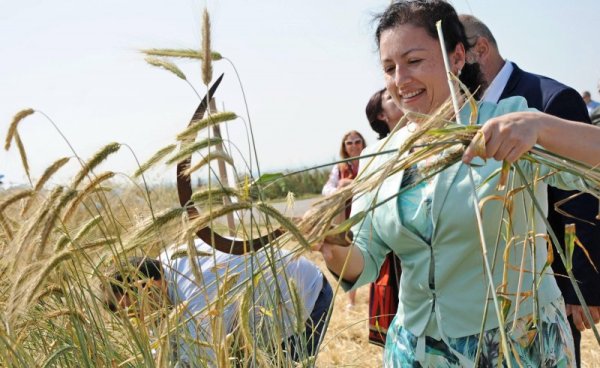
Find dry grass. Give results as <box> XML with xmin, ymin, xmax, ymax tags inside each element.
<box><xmin>582</xmin><ymin>328</ymin><xmax>600</xmax><ymax>367</ymax></box>
<box><xmin>304</xmin><ymin>251</ymin><xmax>383</xmax><ymax>367</ymax></box>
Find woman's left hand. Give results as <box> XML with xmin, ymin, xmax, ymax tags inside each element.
<box><xmin>462</xmin><ymin>111</ymin><xmax>542</xmax><ymax>164</ymax></box>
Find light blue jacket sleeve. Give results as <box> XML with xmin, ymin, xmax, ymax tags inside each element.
<box><xmin>336</xmin><ymin>141</ymin><xmax>395</xmax><ymax>291</ymax></box>
<box><xmin>338</xmin><ymin>191</ymin><xmax>392</xmax><ymax>291</ymax></box>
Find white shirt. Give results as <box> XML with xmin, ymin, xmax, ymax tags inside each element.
<box><xmin>158</xmin><ymin>239</ymin><xmax>324</xmax><ymax>366</ymax></box>
<box><xmin>480</xmin><ymin>59</ymin><xmax>514</xmax><ymax>103</ymax></box>
<box><xmin>587</xmin><ymin>100</ymin><xmax>600</xmax><ymax>115</ymax></box>
<box><xmin>322</xmin><ymin>162</ymin><xmax>358</xmax><ymax>196</ymax></box>
<box><xmin>322</xmin><ymin>165</ymin><xmax>341</xmax><ymax>196</ymax></box>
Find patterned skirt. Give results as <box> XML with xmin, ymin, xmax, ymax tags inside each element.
<box><xmin>384</xmin><ymin>298</ymin><xmax>575</xmax><ymax>367</ymax></box>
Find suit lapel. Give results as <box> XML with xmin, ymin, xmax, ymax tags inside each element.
<box><xmin>499</xmin><ymin>62</ymin><xmax>523</xmax><ymax>100</ymax></box>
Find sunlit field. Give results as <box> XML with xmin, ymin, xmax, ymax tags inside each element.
<box><xmin>2</xmin><ymin>5</ymin><xmax>600</xmax><ymax>367</ymax></box>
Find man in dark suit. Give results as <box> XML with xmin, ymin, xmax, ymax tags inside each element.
<box><xmin>460</xmin><ymin>14</ymin><xmax>600</xmax><ymax>367</ymax></box>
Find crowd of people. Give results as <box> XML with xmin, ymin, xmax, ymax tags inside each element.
<box><xmin>103</xmin><ymin>1</ymin><xmax>600</xmax><ymax>366</ymax></box>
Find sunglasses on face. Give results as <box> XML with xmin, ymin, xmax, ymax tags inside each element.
<box><xmin>344</xmin><ymin>139</ymin><xmax>363</xmax><ymax>146</ymax></box>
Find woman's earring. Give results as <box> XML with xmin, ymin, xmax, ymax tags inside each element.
<box><xmin>457</xmin><ymin>69</ymin><xmax>462</xmax><ymax>77</ymax></box>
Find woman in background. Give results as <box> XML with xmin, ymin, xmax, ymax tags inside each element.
<box><xmin>322</xmin><ymin>130</ymin><xmax>366</xmax><ymax>308</ymax></box>
<box><xmin>366</xmin><ymin>87</ymin><xmax>406</xmax><ymax>139</ymax></box>
<box><xmin>364</xmin><ymin>88</ymin><xmax>405</xmax><ymax>347</ymax></box>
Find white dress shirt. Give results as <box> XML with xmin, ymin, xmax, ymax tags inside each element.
<box><xmin>159</xmin><ymin>239</ymin><xmax>324</xmax><ymax>365</ymax></box>
<box><xmin>480</xmin><ymin>60</ymin><xmax>514</xmax><ymax>103</ymax></box>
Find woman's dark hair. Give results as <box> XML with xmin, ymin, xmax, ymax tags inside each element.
<box><xmin>375</xmin><ymin>0</ymin><xmax>484</xmax><ymax>98</ymax></box>
<box><xmin>365</xmin><ymin>88</ymin><xmax>390</xmax><ymax>140</ymax></box>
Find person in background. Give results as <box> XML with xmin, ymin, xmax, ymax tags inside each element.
<box><xmin>582</xmin><ymin>90</ymin><xmax>600</xmax><ymax>116</ymax></box>
<box><xmin>316</xmin><ymin>1</ymin><xmax>600</xmax><ymax>365</ymax></box>
<box><xmin>322</xmin><ymin>129</ymin><xmax>366</xmax><ymax>308</ymax></box>
<box><xmin>365</xmin><ymin>87</ymin><xmax>406</xmax><ymax>139</ymax></box>
<box><xmin>591</xmin><ymin>82</ymin><xmax>600</xmax><ymax>126</ymax></box>
<box><xmin>460</xmin><ymin>14</ymin><xmax>600</xmax><ymax>367</ymax></box>
<box><xmin>364</xmin><ymin>88</ymin><xmax>404</xmax><ymax>346</ymax></box>
<box><xmin>102</xmin><ymin>239</ymin><xmax>332</xmax><ymax>366</ymax></box>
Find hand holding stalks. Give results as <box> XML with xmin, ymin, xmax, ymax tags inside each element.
<box><xmin>463</xmin><ymin>110</ymin><xmax>600</xmax><ymax>169</ymax></box>
<box><xmin>312</xmin><ymin>240</ymin><xmax>364</xmax><ymax>284</ymax></box>
<box><xmin>462</xmin><ymin>111</ymin><xmax>541</xmax><ymax>164</ymax></box>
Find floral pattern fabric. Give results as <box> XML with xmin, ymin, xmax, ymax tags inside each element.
<box><xmin>384</xmin><ymin>298</ymin><xmax>575</xmax><ymax>367</ymax></box>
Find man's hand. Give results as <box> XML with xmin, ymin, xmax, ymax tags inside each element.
<box><xmin>566</xmin><ymin>304</ymin><xmax>600</xmax><ymax>331</ymax></box>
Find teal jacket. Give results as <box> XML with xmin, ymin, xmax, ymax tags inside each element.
<box><xmin>345</xmin><ymin>96</ymin><xmax>592</xmax><ymax>339</ymax></box>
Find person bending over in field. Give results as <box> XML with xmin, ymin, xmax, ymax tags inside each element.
<box><xmin>102</xmin><ymin>238</ymin><xmax>332</xmax><ymax>367</ymax></box>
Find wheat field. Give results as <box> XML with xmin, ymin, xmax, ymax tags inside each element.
<box><xmin>2</xmin><ymin>5</ymin><xmax>599</xmax><ymax>365</ymax></box>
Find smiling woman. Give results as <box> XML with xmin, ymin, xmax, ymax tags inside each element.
<box><xmin>378</xmin><ymin>4</ymin><xmax>485</xmax><ymax>115</ymax></box>
<box><xmin>314</xmin><ymin>1</ymin><xmax>600</xmax><ymax>367</ymax></box>
<box><xmin>322</xmin><ymin>130</ymin><xmax>367</xmax><ymax>201</ymax></box>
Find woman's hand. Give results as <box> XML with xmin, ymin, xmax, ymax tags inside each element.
<box><xmin>312</xmin><ymin>240</ymin><xmax>337</xmax><ymax>263</ymax></box>
<box><xmin>312</xmin><ymin>240</ymin><xmax>364</xmax><ymax>284</ymax></box>
<box><xmin>462</xmin><ymin>111</ymin><xmax>542</xmax><ymax>164</ymax></box>
<box><xmin>463</xmin><ymin>111</ymin><xmax>600</xmax><ymax>167</ymax></box>
<box><xmin>337</xmin><ymin>178</ymin><xmax>354</xmax><ymax>189</ymax></box>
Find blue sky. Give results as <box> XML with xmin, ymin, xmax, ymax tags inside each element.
<box><xmin>1</xmin><ymin>0</ymin><xmax>599</xmax><ymax>186</ymax></box>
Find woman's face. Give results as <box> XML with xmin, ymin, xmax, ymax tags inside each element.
<box><xmin>344</xmin><ymin>132</ymin><xmax>364</xmax><ymax>158</ymax></box>
<box><xmin>380</xmin><ymin>90</ymin><xmax>404</xmax><ymax>130</ymax></box>
<box><xmin>380</xmin><ymin>24</ymin><xmax>464</xmax><ymax>115</ymax></box>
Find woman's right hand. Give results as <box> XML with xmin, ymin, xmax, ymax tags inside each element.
<box><xmin>462</xmin><ymin>111</ymin><xmax>540</xmax><ymax>164</ymax></box>
<box><xmin>462</xmin><ymin>111</ymin><xmax>600</xmax><ymax>167</ymax></box>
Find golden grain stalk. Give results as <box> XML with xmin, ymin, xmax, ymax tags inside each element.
<box><xmin>183</xmin><ymin>150</ymin><xmax>234</xmax><ymax>176</ymax></box>
<box><xmin>141</xmin><ymin>48</ymin><xmax>222</xmax><ymax>61</ymax></box>
<box><xmin>5</xmin><ymin>108</ymin><xmax>34</xmax><ymax>151</ymax></box>
<box><xmin>14</xmin><ymin>132</ymin><xmax>31</xmax><ymax>185</ymax></box>
<box><xmin>176</xmin><ymin>112</ymin><xmax>237</xmax><ymax>141</ymax></box>
<box><xmin>145</xmin><ymin>56</ymin><xmax>186</xmax><ymax>80</ymax></box>
<box><xmin>166</xmin><ymin>138</ymin><xmax>223</xmax><ymax>165</ymax></box>
<box><xmin>190</xmin><ymin>186</ymin><xmax>239</xmax><ymax>204</ymax></box>
<box><xmin>62</xmin><ymin>171</ymin><xmax>115</xmax><ymax>223</ymax></box>
<box><xmin>22</xmin><ymin>157</ymin><xmax>71</xmax><ymax>215</ymax></box>
<box><xmin>71</xmin><ymin>142</ymin><xmax>121</xmax><ymax>188</ymax></box>
<box><xmin>36</xmin><ymin>189</ymin><xmax>78</xmax><ymax>258</ymax></box>
<box><xmin>133</xmin><ymin>143</ymin><xmax>177</xmax><ymax>177</ymax></box>
<box><xmin>201</xmin><ymin>7</ymin><xmax>213</xmax><ymax>86</ymax></box>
